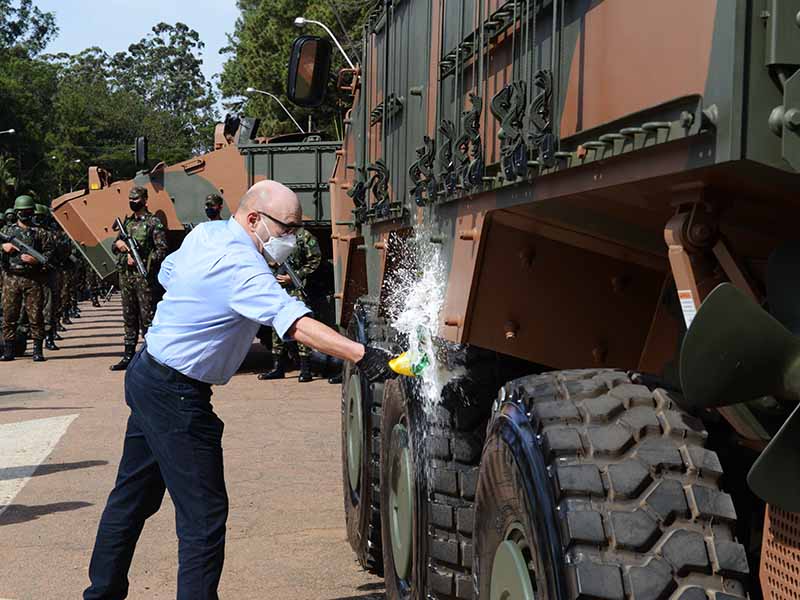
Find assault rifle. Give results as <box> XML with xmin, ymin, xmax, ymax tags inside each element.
<box><xmin>113</xmin><ymin>217</ymin><xmax>147</xmax><ymax>277</ymax></box>
<box><xmin>0</xmin><ymin>232</ymin><xmax>48</xmax><ymax>266</ymax></box>
<box><xmin>277</xmin><ymin>261</ymin><xmax>305</xmax><ymax>295</ymax></box>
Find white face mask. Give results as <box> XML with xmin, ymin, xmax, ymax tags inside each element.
<box><xmin>254</xmin><ymin>215</ymin><xmax>296</xmax><ymax>264</ymax></box>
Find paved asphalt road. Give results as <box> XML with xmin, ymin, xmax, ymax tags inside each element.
<box><xmin>0</xmin><ymin>297</ymin><xmax>383</xmax><ymax>600</ymax></box>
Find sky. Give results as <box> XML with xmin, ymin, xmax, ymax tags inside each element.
<box><xmin>37</xmin><ymin>0</ymin><xmax>241</xmax><ymax>110</ymax></box>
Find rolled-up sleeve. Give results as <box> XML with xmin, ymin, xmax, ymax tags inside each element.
<box><xmin>229</xmin><ymin>265</ymin><xmax>311</xmax><ymax>339</ymax></box>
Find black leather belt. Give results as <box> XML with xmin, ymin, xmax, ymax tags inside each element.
<box><xmin>142</xmin><ymin>348</ymin><xmax>210</xmax><ymax>391</ymax></box>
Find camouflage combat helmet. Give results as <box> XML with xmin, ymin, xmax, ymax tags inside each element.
<box><xmin>14</xmin><ymin>195</ymin><xmax>35</xmax><ymax>210</ymax></box>
<box><xmin>205</xmin><ymin>193</ymin><xmax>223</xmax><ymax>207</ymax></box>
<box><xmin>129</xmin><ymin>186</ymin><xmax>148</xmax><ymax>201</ymax></box>
<box><xmin>34</xmin><ymin>203</ymin><xmax>49</xmax><ymax>215</ymax></box>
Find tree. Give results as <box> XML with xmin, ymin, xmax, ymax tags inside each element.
<box><xmin>0</xmin><ymin>155</ymin><xmax>17</xmax><ymax>207</ymax></box>
<box><xmin>0</xmin><ymin>0</ymin><xmax>58</xmax><ymax>56</ymax></box>
<box><xmin>110</xmin><ymin>22</ymin><xmax>218</xmax><ymax>154</ymax></box>
<box><xmin>219</xmin><ymin>0</ymin><xmax>373</xmax><ymax>139</ymax></box>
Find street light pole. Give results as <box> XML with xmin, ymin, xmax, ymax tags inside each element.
<box><xmin>68</xmin><ymin>159</ymin><xmax>83</xmax><ymax>192</ymax></box>
<box><xmin>245</xmin><ymin>87</ymin><xmax>306</xmax><ymax>134</ymax></box>
<box><xmin>293</xmin><ymin>17</ymin><xmax>356</xmax><ymax>69</ymax></box>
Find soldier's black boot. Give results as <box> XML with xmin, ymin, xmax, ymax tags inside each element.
<box><xmin>54</xmin><ymin>330</ymin><xmax>63</xmax><ymax>341</ymax></box>
<box><xmin>328</xmin><ymin>373</ymin><xmax>343</xmax><ymax>385</ymax></box>
<box><xmin>45</xmin><ymin>333</ymin><xmax>59</xmax><ymax>351</ymax></box>
<box><xmin>91</xmin><ymin>296</ymin><xmax>101</xmax><ymax>308</ymax></box>
<box><xmin>258</xmin><ymin>354</ymin><xmax>285</xmax><ymax>380</ymax></box>
<box><xmin>298</xmin><ymin>357</ymin><xmax>313</xmax><ymax>383</ymax></box>
<box><xmin>110</xmin><ymin>344</ymin><xmax>136</xmax><ymax>371</ymax></box>
<box><xmin>2</xmin><ymin>343</ymin><xmax>15</xmax><ymax>362</ymax></box>
<box><xmin>32</xmin><ymin>340</ymin><xmax>45</xmax><ymax>362</ymax></box>
<box><xmin>62</xmin><ymin>314</ymin><xmax>72</xmax><ymax>325</ymax></box>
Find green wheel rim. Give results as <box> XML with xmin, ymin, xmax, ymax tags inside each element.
<box><xmin>346</xmin><ymin>372</ymin><xmax>363</xmax><ymax>493</ymax></box>
<box><xmin>389</xmin><ymin>423</ymin><xmax>413</xmax><ymax>580</ymax></box>
<box><xmin>490</xmin><ymin>528</ymin><xmax>536</xmax><ymax>600</ymax></box>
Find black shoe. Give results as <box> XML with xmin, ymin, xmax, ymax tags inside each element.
<box><xmin>110</xmin><ymin>344</ymin><xmax>136</xmax><ymax>371</ymax></box>
<box><xmin>328</xmin><ymin>373</ymin><xmax>343</xmax><ymax>385</ymax></box>
<box><xmin>62</xmin><ymin>315</ymin><xmax>72</xmax><ymax>325</ymax></box>
<box><xmin>32</xmin><ymin>340</ymin><xmax>45</xmax><ymax>362</ymax></box>
<box><xmin>298</xmin><ymin>357</ymin><xmax>313</xmax><ymax>383</ymax></box>
<box><xmin>91</xmin><ymin>298</ymin><xmax>101</xmax><ymax>308</ymax></box>
<box><xmin>45</xmin><ymin>334</ymin><xmax>59</xmax><ymax>351</ymax></box>
<box><xmin>54</xmin><ymin>331</ymin><xmax>63</xmax><ymax>341</ymax></box>
<box><xmin>258</xmin><ymin>359</ymin><xmax>285</xmax><ymax>380</ymax></box>
<box><xmin>2</xmin><ymin>342</ymin><xmax>14</xmax><ymax>362</ymax></box>
<box><xmin>58</xmin><ymin>322</ymin><xmax>66</xmax><ymax>332</ymax></box>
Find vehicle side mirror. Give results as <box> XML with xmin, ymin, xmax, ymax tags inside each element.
<box><xmin>135</xmin><ymin>136</ymin><xmax>148</xmax><ymax>167</ymax></box>
<box><xmin>287</xmin><ymin>35</ymin><xmax>332</xmax><ymax>108</ymax></box>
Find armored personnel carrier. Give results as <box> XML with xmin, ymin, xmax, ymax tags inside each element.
<box><xmin>51</xmin><ymin>117</ymin><xmax>340</xmax><ymax>319</ymax></box>
<box><xmin>288</xmin><ymin>1</ymin><xmax>800</xmax><ymax>599</ymax></box>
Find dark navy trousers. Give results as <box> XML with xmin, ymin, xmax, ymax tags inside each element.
<box><xmin>84</xmin><ymin>348</ymin><xmax>228</xmax><ymax>600</ymax></box>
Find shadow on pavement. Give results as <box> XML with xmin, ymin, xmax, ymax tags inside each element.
<box><xmin>57</xmin><ymin>342</ymin><xmax>121</xmax><ymax>350</ymax></box>
<box><xmin>0</xmin><ymin>389</ymin><xmax>44</xmax><ymax>397</ymax></box>
<box><xmin>46</xmin><ymin>351</ymin><xmax>124</xmax><ymax>360</ymax></box>
<box><xmin>0</xmin><ymin>460</ymin><xmax>108</xmax><ymax>481</ymax></box>
<box><xmin>65</xmin><ymin>326</ymin><xmax>121</xmax><ymax>331</ymax></box>
<box><xmin>0</xmin><ymin>406</ymin><xmax>89</xmax><ymax>413</ymax></box>
<box><xmin>62</xmin><ymin>333</ymin><xmax>119</xmax><ymax>340</ymax></box>
<box><xmin>326</xmin><ymin>594</ymin><xmax>384</xmax><ymax>600</ymax></box>
<box><xmin>0</xmin><ymin>501</ymin><xmax>93</xmax><ymax>525</ymax></box>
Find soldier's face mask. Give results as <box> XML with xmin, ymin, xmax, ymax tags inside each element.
<box><xmin>253</xmin><ymin>214</ymin><xmax>296</xmax><ymax>265</ymax></box>
<box><xmin>17</xmin><ymin>210</ymin><xmax>33</xmax><ymax>224</ymax></box>
<box><xmin>129</xmin><ymin>197</ymin><xmax>145</xmax><ymax>213</ymax></box>
<box><xmin>205</xmin><ymin>206</ymin><xmax>221</xmax><ymax>219</ymax></box>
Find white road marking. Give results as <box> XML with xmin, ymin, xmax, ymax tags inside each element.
<box><xmin>0</xmin><ymin>414</ymin><xmax>79</xmax><ymax>517</ymax></box>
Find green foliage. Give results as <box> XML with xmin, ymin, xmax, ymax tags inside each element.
<box><xmin>220</xmin><ymin>0</ymin><xmax>373</xmax><ymax>139</ymax></box>
<box><xmin>0</xmin><ymin>9</ymin><xmax>218</xmax><ymax>208</ymax></box>
<box><xmin>0</xmin><ymin>0</ymin><xmax>58</xmax><ymax>56</ymax></box>
<box><xmin>0</xmin><ymin>155</ymin><xmax>17</xmax><ymax>201</ymax></box>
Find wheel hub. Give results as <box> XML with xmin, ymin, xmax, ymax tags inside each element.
<box><xmin>490</xmin><ymin>527</ymin><xmax>536</xmax><ymax>600</ymax></box>
<box><xmin>346</xmin><ymin>373</ymin><xmax>363</xmax><ymax>493</ymax></box>
<box><xmin>389</xmin><ymin>423</ymin><xmax>413</xmax><ymax>580</ymax></box>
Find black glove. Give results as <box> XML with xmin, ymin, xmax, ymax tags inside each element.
<box><xmin>356</xmin><ymin>345</ymin><xmax>397</xmax><ymax>382</ymax></box>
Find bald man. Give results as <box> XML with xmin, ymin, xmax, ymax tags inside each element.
<box><xmin>84</xmin><ymin>181</ymin><xmax>393</xmax><ymax>600</ymax></box>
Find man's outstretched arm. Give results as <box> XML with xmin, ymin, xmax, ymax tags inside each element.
<box><xmin>288</xmin><ymin>316</ymin><xmax>394</xmax><ymax>381</ymax></box>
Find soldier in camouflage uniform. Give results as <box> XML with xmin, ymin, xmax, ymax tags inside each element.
<box><xmin>205</xmin><ymin>193</ymin><xmax>224</xmax><ymax>221</ymax></box>
<box><xmin>36</xmin><ymin>205</ymin><xmax>72</xmax><ymax>350</ymax></box>
<box><xmin>110</xmin><ymin>186</ymin><xmax>168</xmax><ymax>371</ymax></box>
<box><xmin>259</xmin><ymin>226</ymin><xmax>321</xmax><ymax>382</ymax></box>
<box><xmin>0</xmin><ymin>208</ymin><xmax>15</xmax><ymax>316</ymax></box>
<box><xmin>1</xmin><ymin>195</ymin><xmax>53</xmax><ymax>361</ymax></box>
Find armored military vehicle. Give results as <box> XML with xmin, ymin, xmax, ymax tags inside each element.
<box><xmin>288</xmin><ymin>1</ymin><xmax>800</xmax><ymax>599</ymax></box>
<box><xmin>51</xmin><ymin>116</ymin><xmax>340</xmax><ymax>319</ymax></box>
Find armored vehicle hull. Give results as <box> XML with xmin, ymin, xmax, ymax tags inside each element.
<box><xmin>324</xmin><ymin>1</ymin><xmax>800</xmax><ymax>599</ymax></box>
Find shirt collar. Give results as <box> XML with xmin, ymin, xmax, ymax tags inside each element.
<box><xmin>228</xmin><ymin>216</ymin><xmax>260</xmax><ymax>252</ymax></box>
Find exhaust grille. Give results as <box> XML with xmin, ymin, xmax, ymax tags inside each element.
<box><xmin>761</xmin><ymin>504</ymin><xmax>800</xmax><ymax>600</ymax></box>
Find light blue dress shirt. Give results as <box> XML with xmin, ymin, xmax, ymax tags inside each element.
<box><xmin>145</xmin><ymin>218</ymin><xmax>311</xmax><ymax>384</ymax></box>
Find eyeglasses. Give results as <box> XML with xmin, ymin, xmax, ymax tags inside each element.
<box><xmin>257</xmin><ymin>211</ymin><xmax>301</xmax><ymax>235</ymax></box>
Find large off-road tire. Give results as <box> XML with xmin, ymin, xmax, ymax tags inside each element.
<box><xmin>474</xmin><ymin>369</ymin><xmax>750</xmax><ymax>600</ymax></box>
<box><xmin>341</xmin><ymin>302</ymin><xmax>385</xmax><ymax>575</ymax></box>
<box><xmin>381</xmin><ymin>353</ymin><xmax>501</xmax><ymax>600</ymax></box>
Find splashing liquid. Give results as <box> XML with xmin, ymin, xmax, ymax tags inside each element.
<box><xmin>385</xmin><ymin>228</ymin><xmax>468</xmax><ymax>488</ymax></box>
<box><xmin>386</xmin><ymin>228</ymin><xmax>449</xmax><ymax>410</ymax></box>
